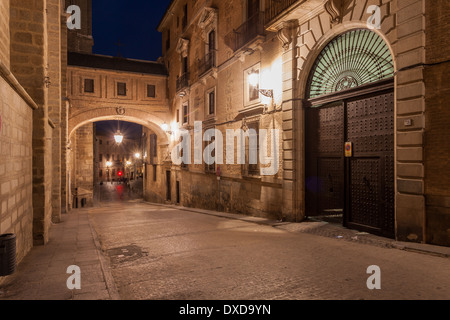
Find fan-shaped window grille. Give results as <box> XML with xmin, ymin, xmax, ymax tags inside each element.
<box><xmin>307</xmin><ymin>29</ymin><xmax>394</xmax><ymax>99</ymax></box>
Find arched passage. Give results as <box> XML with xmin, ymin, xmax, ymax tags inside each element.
<box><xmin>302</xmin><ymin>28</ymin><xmax>396</xmax><ymax>238</ymax></box>
<box><xmin>67</xmin><ymin>111</ymin><xmax>171</xmax><ymax>210</ymax></box>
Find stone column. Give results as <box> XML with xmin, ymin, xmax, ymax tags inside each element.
<box><xmin>10</xmin><ymin>0</ymin><xmax>53</xmax><ymax>245</ymax></box>
<box><xmin>47</xmin><ymin>0</ymin><xmax>63</xmax><ymax>223</ymax></box>
<box><xmin>278</xmin><ymin>20</ymin><xmax>301</xmax><ymax>222</ymax></box>
<box><xmin>394</xmin><ymin>0</ymin><xmax>426</xmax><ymax>242</ymax></box>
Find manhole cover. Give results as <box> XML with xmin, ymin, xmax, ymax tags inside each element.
<box><xmin>106</xmin><ymin>245</ymin><xmax>147</xmax><ymax>264</ymax></box>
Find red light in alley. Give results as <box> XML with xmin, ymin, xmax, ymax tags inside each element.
<box><xmin>118</xmin><ymin>171</ymin><xmax>123</xmax><ymax>177</ymax></box>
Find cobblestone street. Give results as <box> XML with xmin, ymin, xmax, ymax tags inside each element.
<box><xmin>88</xmin><ymin>201</ymin><xmax>450</xmax><ymax>300</ymax></box>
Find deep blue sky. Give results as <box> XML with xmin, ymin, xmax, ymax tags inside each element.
<box><xmin>92</xmin><ymin>0</ymin><xmax>172</xmax><ymax>61</ymax></box>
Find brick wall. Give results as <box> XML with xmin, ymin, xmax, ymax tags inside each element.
<box><xmin>424</xmin><ymin>0</ymin><xmax>450</xmax><ymax>246</ymax></box>
<box><xmin>0</xmin><ymin>76</ymin><xmax>34</xmax><ymax>264</ymax></box>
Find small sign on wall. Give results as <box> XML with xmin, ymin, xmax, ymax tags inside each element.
<box><xmin>345</xmin><ymin>142</ymin><xmax>353</xmax><ymax>158</ymax></box>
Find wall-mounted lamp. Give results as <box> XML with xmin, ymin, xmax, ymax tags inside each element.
<box><xmin>161</xmin><ymin>122</ymin><xmax>173</xmax><ymax>135</ymax></box>
<box><xmin>248</xmin><ymin>69</ymin><xmax>274</xmax><ymax>99</ymax></box>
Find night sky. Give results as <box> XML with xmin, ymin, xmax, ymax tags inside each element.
<box><xmin>92</xmin><ymin>0</ymin><xmax>172</xmax><ymax>61</ymax></box>
<box><xmin>92</xmin><ymin>0</ymin><xmax>172</xmax><ymax>136</ymax></box>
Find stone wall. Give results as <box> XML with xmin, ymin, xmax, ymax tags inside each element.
<box><xmin>0</xmin><ymin>0</ymin><xmax>10</xmax><ymax>69</ymax></box>
<box><xmin>47</xmin><ymin>0</ymin><xmax>63</xmax><ymax>223</ymax></box>
<box><xmin>0</xmin><ymin>75</ymin><xmax>34</xmax><ymax>265</ymax></box>
<box><xmin>10</xmin><ymin>0</ymin><xmax>54</xmax><ymax>246</ymax></box>
<box><xmin>424</xmin><ymin>0</ymin><xmax>450</xmax><ymax>246</ymax></box>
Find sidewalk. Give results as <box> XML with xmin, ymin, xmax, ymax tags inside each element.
<box><xmin>0</xmin><ymin>208</ymin><xmax>119</xmax><ymax>300</ymax></box>
<box><xmin>152</xmin><ymin>202</ymin><xmax>450</xmax><ymax>259</ymax></box>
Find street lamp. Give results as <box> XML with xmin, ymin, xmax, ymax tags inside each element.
<box><xmin>114</xmin><ymin>131</ymin><xmax>124</xmax><ymax>145</ymax></box>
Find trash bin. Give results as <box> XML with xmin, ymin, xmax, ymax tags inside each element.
<box><xmin>0</xmin><ymin>234</ymin><xmax>16</xmax><ymax>276</ymax></box>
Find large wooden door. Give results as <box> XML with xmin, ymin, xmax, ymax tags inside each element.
<box><xmin>306</xmin><ymin>102</ymin><xmax>345</xmax><ymax>217</ymax></box>
<box><xmin>306</xmin><ymin>90</ymin><xmax>395</xmax><ymax>238</ymax></box>
<box><xmin>345</xmin><ymin>91</ymin><xmax>395</xmax><ymax>237</ymax></box>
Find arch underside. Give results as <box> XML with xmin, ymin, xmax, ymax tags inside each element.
<box><xmin>69</xmin><ymin>107</ymin><xmax>170</xmax><ymax>145</ymax></box>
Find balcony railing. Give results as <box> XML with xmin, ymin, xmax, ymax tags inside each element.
<box><xmin>198</xmin><ymin>51</ymin><xmax>216</xmax><ymax>76</ymax></box>
<box><xmin>176</xmin><ymin>72</ymin><xmax>190</xmax><ymax>92</ymax></box>
<box><xmin>265</xmin><ymin>0</ymin><xmax>299</xmax><ymax>25</ymax></box>
<box><xmin>225</xmin><ymin>12</ymin><xmax>265</xmax><ymax>52</ymax></box>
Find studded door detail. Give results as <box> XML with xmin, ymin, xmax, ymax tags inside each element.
<box><xmin>306</xmin><ymin>103</ymin><xmax>344</xmax><ymax>216</ymax></box>
<box><xmin>346</xmin><ymin>92</ymin><xmax>395</xmax><ymax>237</ymax></box>
<box><xmin>306</xmin><ymin>91</ymin><xmax>395</xmax><ymax>238</ymax></box>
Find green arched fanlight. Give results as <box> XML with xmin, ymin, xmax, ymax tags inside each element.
<box><xmin>307</xmin><ymin>29</ymin><xmax>394</xmax><ymax>99</ymax></box>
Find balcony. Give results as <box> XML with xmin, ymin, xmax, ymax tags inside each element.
<box><xmin>198</xmin><ymin>51</ymin><xmax>216</xmax><ymax>78</ymax></box>
<box><xmin>176</xmin><ymin>72</ymin><xmax>190</xmax><ymax>92</ymax></box>
<box><xmin>225</xmin><ymin>12</ymin><xmax>265</xmax><ymax>52</ymax></box>
<box><xmin>265</xmin><ymin>0</ymin><xmax>299</xmax><ymax>25</ymax></box>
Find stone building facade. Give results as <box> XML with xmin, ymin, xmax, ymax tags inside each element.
<box><xmin>156</xmin><ymin>0</ymin><xmax>450</xmax><ymax>246</ymax></box>
<box><xmin>93</xmin><ymin>131</ymin><xmax>142</xmax><ymax>184</ymax></box>
<box><xmin>66</xmin><ymin>53</ymin><xmax>170</xmax><ymax>208</ymax></box>
<box><xmin>1</xmin><ymin>0</ymin><xmax>449</xmax><ymax>284</ymax></box>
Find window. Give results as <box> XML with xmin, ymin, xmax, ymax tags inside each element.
<box><xmin>245</xmin><ymin>121</ymin><xmax>260</xmax><ymax>176</ymax></box>
<box><xmin>207</xmin><ymin>89</ymin><xmax>215</xmax><ymax>115</ymax></box>
<box><xmin>99</xmin><ymin>170</ymin><xmax>103</xmax><ymax>178</ymax></box>
<box><xmin>84</xmin><ymin>79</ymin><xmax>94</xmax><ymax>93</ymax></box>
<box><xmin>107</xmin><ymin>154</ymin><xmax>110</xmax><ymax>161</ymax></box>
<box><xmin>182</xmin><ymin>56</ymin><xmax>189</xmax><ymax>74</ymax></box>
<box><xmin>147</xmin><ymin>84</ymin><xmax>156</xmax><ymax>98</ymax></box>
<box><xmin>244</xmin><ymin>64</ymin><xmax>261</xmax><ymax>106</ymax></box>
<box><xmin>117</xmin><ymin>82</ymin><xmax>127</xmax><ymax>96</ymax></box>
<box><xmin>249</xmin><ymin>70</ymin><xmax>260</xmax><ymax>101</ymax></box>
<box><xmin>205</xmin><ymin>134</ymin><xmax>216</xmax><ymax>173</ymax></box>
<box><xmin>182</xmin><ymin>4</ymin><xmax>188</xmax><ymax>30</ymax></box>
<box><xmin>183</xmin><ymin>104</ymin><xmax>189</xmax><ymax>124</ymax></box>
<box><xmin>247</xmin><ymin>0</ymin><xmax>260</xmax><ymax>20</ymax></box>
<box><xmin>166</xmin><ymin>30</ymin><xmax>170</xmax><ymax>51</ymax></box>
<box><xmin>99</xmin><ymin>154</ymin><xmax>103</xmax><ymax>162</ymax></box>
<box><xmin>150</xmin><ymin>134</ymin><xmax>158</xmax><ymax>161</ymax></box>
<box><xmin>208</xmin><ymin>30</ymin><xmax>216</xmax><ymax>53</ymax></box>
<box><xmin>99</xmin><ymin>139</ymin><xmax>103</xmax><ymax>145</ymax></box>
<box><xmin>176</xmin><ymin>109</ymin><xmax>180</xmax><ymax>123</ymax></box>
<box><xmin>153</xmin><ymin>165</ymin><xmax>157</xmax><ymax>182</ymax></box>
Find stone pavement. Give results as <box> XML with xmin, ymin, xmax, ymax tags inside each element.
<box><xmin>0</xmin><ymin>208</ymin><xmax>119</xmax><ymax>300</ymax></box>
<box><xmin>153</xmin><ymin>203</ymin><xmax>450</xmax><ymax>258</ymax></box>
<box><xmin>0</xmin><ymin>201</ymin><xmax>449</xmax><ymax>300</ymax></box>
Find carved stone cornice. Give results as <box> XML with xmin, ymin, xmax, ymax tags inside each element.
<box><xmin>324</xmin><ymin>0</ymin><xmax>351</xmax><ymax>25</ymax></box>
<box><xmin>277</xmin><ymin>20</ymin><xmax>299</xmax><ymax>51</ymax></box>
<box><xmin>198</xmin><ymin>7</ymin><xmax>217</xmax><ymax>30</ymax></box>
<box><xmin>176</xmin><ymin>38</ymin><xmax>190</xmax><ymax>58</ymax></box>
